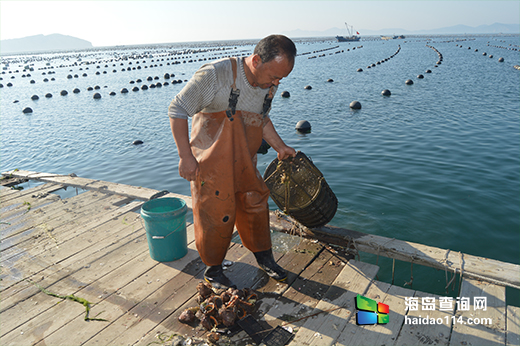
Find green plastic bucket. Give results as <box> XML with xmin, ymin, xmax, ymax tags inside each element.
<box><xmin>140</xmin><ymin>197</ymin><xmax>188</xmax><ymax>262</ymax></box>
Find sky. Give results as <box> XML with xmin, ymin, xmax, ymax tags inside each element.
<box><xmin>1</xmin><ymin>1</ymin><xmax>519</xmax><ymax>47</ymax></box>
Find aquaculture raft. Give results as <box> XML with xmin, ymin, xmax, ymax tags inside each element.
<box><xmin>1</xmin><ymin>170</ymin><xmax>519</xmax><ymax>346</ymax></box>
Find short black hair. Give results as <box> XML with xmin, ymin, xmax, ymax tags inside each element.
<box><xmin>254</xmin><ymin>35</ymin><xmax>297</xmax><ymax>64</ymax></box>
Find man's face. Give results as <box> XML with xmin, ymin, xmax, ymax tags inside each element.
<box><xmin>251</xmin><ymin>54</ymin><xmax>293</xmax><ymax>89</ymax></box>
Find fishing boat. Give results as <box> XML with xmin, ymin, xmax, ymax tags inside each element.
<box><xmin>335</xmin><ymin>22</ymin><xmax>360</xmax><ymax>42</ymax></box>
<box><xmin>381</xmin><ymin>35</ymin><xmax>406</xmax><ymax>40</ymax></box>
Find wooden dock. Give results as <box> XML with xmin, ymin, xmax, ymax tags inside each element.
<box><xmin>1</xmin><ymin>170</ymin><xmax>519</xmax><ymax>346</ymax></box>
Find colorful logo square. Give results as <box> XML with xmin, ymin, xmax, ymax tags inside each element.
<box><xmin>355</xmin><ymin>294</ymin><xmax>389</xmax><ymax>325</ymax></box>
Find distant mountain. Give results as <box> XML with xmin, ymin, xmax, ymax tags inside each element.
<box><xmin>283</xmin><ymin>22</ymin><xmax>519</xmax><ymax>38</ymax></box>
<box><xmin>1</xmin><ymin>34</ymin><xmax>93</xmax><ymax>55</ymax></box>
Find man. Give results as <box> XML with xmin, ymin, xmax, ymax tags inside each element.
<box><xmin>168</xmin><ymin>34</ymin><xmax>297</xmax><ymax>289</ymax></box>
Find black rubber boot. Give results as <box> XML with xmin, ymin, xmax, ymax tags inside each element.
<box><xmin>204</xmin><ymin>265</ymin><xmax>237</xmax><ymax>290</ymax></box>
<box><xmin>254</xmin><ymin>249</ymin><xmax>288</xmax><ymax>281</ymax></box>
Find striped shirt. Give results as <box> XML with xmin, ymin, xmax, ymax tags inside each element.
<box><xmin>168</xmin><ymin>57</ymin><xmax>276</xmax><ymax>119</ymax></box>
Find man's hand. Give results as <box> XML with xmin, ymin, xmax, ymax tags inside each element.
<box><xmin>276</xmin><ymin>145</ymin><xmax>297</xmax><ymax>161</ymax></box>
<box><xmin>179</xmin><ymin>155</ymin><xmax>199</xmax><ymax>181</ymax></box>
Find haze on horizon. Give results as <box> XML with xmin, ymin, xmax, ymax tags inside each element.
<box><xmin>1</xmin><ymin>1</ymin><xmax>519</xmax><ymax>47</ymax></box>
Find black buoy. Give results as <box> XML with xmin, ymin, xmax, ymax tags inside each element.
<box><xmin>109</xmin><ymin>91</ymin><xmax>116</xmax><ymax>96</ymax></box>
<box><xmin>141</xmin><ymin>84</ymin><xmax>148</xmax><ymax>90</ymax></box>
<box><xmin>45</xmin><ymin>93</ymin><xmax>53</xmax><ymax>98</ymax></box>
<box><xmin>357</xmin><ymin>68</ymin><xmax>363</xmax><ymax>72</ymax></box>
<box><xmin>22</xmin><ymin>107</ymin><xmax>33</xmax><ymax>114</ymax></box>
<box><xmin>405</xmin><ymin>79</ymin><xmax>414</xmax><ymax>85</ymax></box>
<box><xmin>60</xmin><ymin>90</ymin><xmax>68</xmax><ymax>96</ymax></box>
<box><xmin>73</xmin><ymin>88</ymin><xmax>80</xmax><ymax>93</ymax></box>
<box><xmin>417</xmin><ymin>74</ymin><xmax>424</xmax><ymax>79</ymax></box>
<box><xmin>132</xmin><ymin>140</ymin><xmax>144</xmax><ymax>145</ymax></box>
<box><xmin>121</xmin><ymin>88</ymin><xmax>128</xmax><ymax>93</ymax></box>
<box><xmin>381</xmin><ymin>89</ymin><xmax>391</xmax><ymax>96</ymax></box>
<box><xmin>304</xmin><ymin>85</ymin><xmax>312</xmax><ymax>90</ymax></box>
<box><xmin>87</xmin><ymin>86</ymin><xmax>93</xmax><ymax>91</ymax></box>
<box><xmin>295</xmin><ymin>120</ymin><xmax>311</xmax><ymax>133</ymax></box>
<box><xmin>281</xmin><ymin>91</ymin><xmax>290</xmax><ymax>98</ymax></box>
<box><xmin>498</xmin><ymin>57</ymin><xmax>504</xmax><ymax>62</ymax></box>
<box><xmin>93</xmin><ymin>93</ymin><xmax>101</xmax><ymax>99</ymax></box>
<box><xmin>31</xmin><ymin>95</ymin><xmax>39</xmax><ymax>100</ymax></box>
<box><xmin>350</xmin><ymin>101</ymin><xmax>362</xmax><ymax>109</ymax></box>
<box><xmin>327</xmin><ymin>78</ymin><xmax>334</xmax><ymax>82</ymax></box>
<box><xmin>482</xmin><ymin>52</ymin><xmax>487</xmax><ymax>56</ymax></box>
<box><xmin>426</xmin><ymin>69</ymin><xmax>432</xmax><ymax>73</ymax></box>
<box><xmin>132</xmin><ymin>86</ymin><xmax>139</xmax><ymax>91</ymax></box>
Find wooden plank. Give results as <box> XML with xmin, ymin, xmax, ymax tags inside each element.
<box><xmin>6</xmin><ymin>171</ymin><xmax>517</xmax><ymax>289</ymax></box>
<box><xmin>51</xmin><ymin>227</ymin><xmax>201</xmax><ymax>346</ymax></box>
<box><xmin>0</xmin><ymin>215</ymin><xmax>149</xmax><ymax>334</ymax></box>
<box><xmin>0</xmin><ymin>193</ymin><xmax>61</xmax><ymax>221</ymax></box>
<box><xmin>0</xmin><ymin>183</ymin><xmax>62</xmax><ymax>209</ymax></box>
<box><xmin>1</xmin><ymin>193</ymin><xmax>132</xmax><ymax>263</ymax></box>
<box><xmin>0</xmin><ymin>176</ymin><xmax>28</xmax><ymax>188</ymax></box>
<box><xmin>450</xmin><ymin>277</ymin><xmax>506</xmax><ymax>346</ymax></box>
<box><xmin>131</xmin><ymin>234</ymin><xmax>314</xmax><ymax>346</ymax></box>
<box><xmin>127</xmin><ymin>242</ymin><xmax>252</xmax><ymax>346</ymax></box>
<box><xmin>0</xmin><ymin>203</ymin><xmax>143</xmax><ymax>296</ymax></box>
<box><xmin>3</xmin><ymin>170</ymin><xmax>171</xmax><ymax>202</ymax></box>
<box><xmin>0</xmin><ymin>182</ymin><xmax>63</xmax><ymax>204</ymax></box>
<box><xmin>334</xmin><ymin>281</ymin><xmax>415</xmax><ymax>346</ymax></box>
<box><xmin>220</xmin><ymin>239</ymin><xmax>328</xmax><ymax>345</ymax></box>
<box><xmin>0</xmin><ymin>226</ymin><xmax>154</xmax><ymax>345</ymax></box>
<box><xmin>84</xmin><ymin>252</ymin><xmax>205</xmax><ymax>346</ymax></box>
<box><xmin>394</xmin><ymin>290</ymin><xmax>453</xmax><ymax>346</ymax></box>
<box><xmin>0</xmin><ymin>204</ymin><xmax>143</xmax><ymax>302</ymax></box>
<box><xmin>1</xmin><ymin>191</ymin><xmax>127</xmax><ymax>250</ymax></box>
<box><xmin>269</xmin><ymin>212</ymin><xmax>520</xmax><ymax>289</ymax></box>
<box><xmin>25</xmin><ymin>225</ymin><xmax>197</xmax><ymax>346</ymax></box>
<box><xmin>1</xmin><ymin>190</ymin><xmax>113</xmax><ymax>241</ymax></box>
<box><xmin>506</xmin><ymin>305</ymin><xmax>520</xmax><ymax>346</ymax></box>
<box><xmin>253</xmin><ymin>245</ymin><xmax>346</xmax><ymax>345</ymax></box>
<box><xmin>287</xmin><ymin>260</ymin><xmax>379</xmax><ymax>346</ymax></box>
<box><xmin>3</xmin><ymin>169</ymin><xmax>193</xmax><ymax>209</ymax></box>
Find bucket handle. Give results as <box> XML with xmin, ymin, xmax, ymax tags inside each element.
<box><xmin>139</xmin><ymin>216</ymin><xmax>181</xmax><ymax>240</ymax></box>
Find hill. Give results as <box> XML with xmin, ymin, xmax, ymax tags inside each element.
<box><xmin>1</xmin><ymin>34</ymin><xmax>93</xmax><ymax>55</ymax></box>
<box><xmin>283</xmin><ymin>22</ymin><xmax>520</xmax><ymax>38</ymax></box>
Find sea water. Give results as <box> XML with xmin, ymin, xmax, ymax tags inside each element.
<box><xmin>1</xmin><ymin>36</ymin><xmax>519</xmax><ymax>304</ymax></box>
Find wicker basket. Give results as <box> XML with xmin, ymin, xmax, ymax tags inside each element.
<box><xmin>263</xmin><ymin>151</ymin><xmax>338</xmax><ymax>228</ymax></box>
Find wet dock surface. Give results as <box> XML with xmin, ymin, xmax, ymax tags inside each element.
<box><xmin>1</xmin><ymin>180</ymin><xmax>519</xmax><ymax>346</ymax></box>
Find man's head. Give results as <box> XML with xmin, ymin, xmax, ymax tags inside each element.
<box><xmin>254</xmin><ymin>34</ymin><xmax>297</xmax><ymax>65</ymax></box>
<box><xmin>248</xmin><ymin>35</ymin><xmax>297</xmax><ymax>89</ymax></box>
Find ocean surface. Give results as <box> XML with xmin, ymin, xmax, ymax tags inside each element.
<box><xmin>1</xmin><ymin>35</ymin><xmax>519</xmax><ymax>304</ymax></box>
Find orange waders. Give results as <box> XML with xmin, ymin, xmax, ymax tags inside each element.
<box><xmin>190</xmin><ymin>58</ymin><xmax>275</xmax><ymax>266</ymax></box>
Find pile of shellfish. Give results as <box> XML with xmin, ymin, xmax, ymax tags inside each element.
<box><xmin>178</xmin><ymin>281</ymin><xmax>258</xmax><ymax>331</ymax></box>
